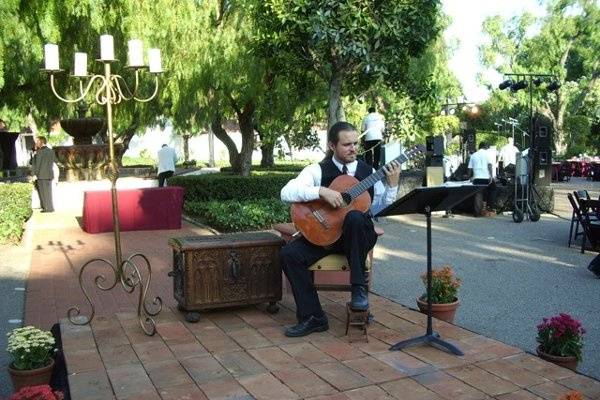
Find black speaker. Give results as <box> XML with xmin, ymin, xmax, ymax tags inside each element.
<box><xmin>463</xmin><ymin>128</ymin><xmax>476</xmax><ymax>154</ymax></box>
<box><xmin>425</xmin><ymin>135</ymin><xmax>444</xmax><ymax>156</ymax></box>
<box><xmin>532</xmin><ymin>114</ymin><xmax>553</xmax><ymax>186</ymax></box>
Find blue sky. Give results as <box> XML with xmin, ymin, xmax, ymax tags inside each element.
<box><xmin>442</xmin><ymin>0</ymin><xmax>547</xmax><ymax>103</ymax></box>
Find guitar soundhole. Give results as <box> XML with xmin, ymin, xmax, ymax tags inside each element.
<box><xmin>341</xmin><ymin>192</ymin><xmax>352</xmax><ymax>206</ymax></box>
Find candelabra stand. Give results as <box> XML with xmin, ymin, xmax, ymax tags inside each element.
<box><xmin>45</xmin><ymin>49</ymin><xmax>163</xmax><ymax>335</ymax></box>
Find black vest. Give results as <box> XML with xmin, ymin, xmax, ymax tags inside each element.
<box><xmin>319</xmin><ymin>158</ymin><xmax>375</xmax><ymax>201</ymax></box>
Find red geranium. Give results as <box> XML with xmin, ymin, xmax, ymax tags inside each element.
<box><xmin>10</xmin><ymin>385</ymin><xmax>63</xmax><ymax>400</ymax></box>
<box><xmin>536</xmin><ymin>313</ymin><xmax>585</xmax><ymax>361</ymax></box>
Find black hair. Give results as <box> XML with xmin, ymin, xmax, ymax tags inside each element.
<box><xmin>478</xmin><ymin>141</ymin><xmax>489</xmax><ymax>150</ymax></box>
<box><xmin>327</xmin><ymin>121</ymin><xmax>356</xmax><ymax>145</ymax></box>
<box><xmin>368</xmin><ymin>106</ymin><xmax>376</xmax><ymax>113</ymax></box>
<box><xmin>324</xmin><ymin>121</ymin><xmax>356</xmax><ymax>160</ymax></box>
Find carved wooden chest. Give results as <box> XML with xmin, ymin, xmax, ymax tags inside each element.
<box><xmin>169</xmin><ymin>232</ymin><xmax>285</xmax><ymax>314</ymax></box>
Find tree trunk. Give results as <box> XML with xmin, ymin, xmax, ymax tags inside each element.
<box><xmin>208</xmin><ymin>126</ymin><xmax>215</xmax><ymax>167</ymax></box>
<box><xmin>210</xmin><ymin>114</ymin><xmax>239</xmax><ymax>170</ymax></box>
<box><xmin>257</xmin><ymin>128</ymin><xmax>275</xmax><ymax>168</ymax></box>
<box><xmin>115</xmin><ymin>123</ymin><xmax>139</xmax><ymax>166</ymax></box>
<box><xmin>183</xmin><ymin>133</ymin><xmax>190</xmax><ymax>162</ymax></box>
<box><xmin>283</xmin><ymin>134</ymin><xmax>294</xmax><ymax>160</ymax></box>
<box><xmin>327</xmin><ymin>67</ymin><xmax>345</xmax><ymax>130</ymax></box>
<box><xmin>260</xmin><ymin>143</ymin><xmax>274</xmax><ymax>167</ymax></box>
<box><xmin>235</xmin><ymin>101</ymin><xmax>256</xmax><ymax>176</ymax></box>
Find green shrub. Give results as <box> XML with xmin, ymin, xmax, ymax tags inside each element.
<box><xmin>0</xmin><ymin>183</ymin><xmax>33</xmax><ymax>244</ymax></box>
<box><xmin>169</xmin><ymin>172</ymin><xmax>296</xmax><ymax>202</ymax></box>
<box><xmin>184</xmin><ymin>199</ymin><xmax>290</xmax><ymax>232</ymax></box>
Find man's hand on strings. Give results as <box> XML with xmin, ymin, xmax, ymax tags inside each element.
<box><xmin>319</xmin><ymin>187</ymin><xmax>345</xmax><ymax>208</ymax></box>
<box><xmin>383</xmin><ymin>160</ymin><xmax>401</xmax><ymax>187</ymax></box>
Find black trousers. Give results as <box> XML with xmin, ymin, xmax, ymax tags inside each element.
<box><xmin>280</xmin><ymin>210</ymin><xmax>378</xmax><ymax>322</ymax></box>
<box><xmin>473</xmin><ymin>178</ymin><xmax>496</xmax><ymax>216</ymax></box>
<box><xmin>363</xmin><ymin>139</ymin><xmax>382</xmax><ymax>169</ymax></box>
<box><xmin>158</xmin><ymin>170</ymin><xmax>174</xmax><ymax>187</ymax></box>
<box><xmin>36</xmin><ymin>179</ymin><xmax>54</xmax><ymax>212</ymax></box>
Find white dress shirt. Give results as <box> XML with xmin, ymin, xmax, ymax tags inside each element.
<box><xmin>280</xmin><ymin>157</ymin><xmax>398</xmax><ymax>216</ymax></box>
<box><xmin>499</xmin><ymin>143</ymin><xmax>519</xmax><ymax>166</ymax></box>
<box><xmin>157</xmin><ymin>146</ymin><xmax>177</xmax><ymax>174</ymax></box>
<box><xmin>361</xmin><ymin>112</ymin><xmax>386</xmax><ymax>141</ymax></box>
<box><xmin>468</xmin><ymin>149</ymin><xmax>492</xmax><ymax>180</ymax></box>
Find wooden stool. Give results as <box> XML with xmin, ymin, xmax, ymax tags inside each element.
<box><xmin>345</xmin><ymin>302</ymin><xmax>369</xmax><ymax>342</ymax></box>
<box><xmin>272</xmin><ymin>223</ymin><xmax>383</xmax><ymax>291</ymax></box>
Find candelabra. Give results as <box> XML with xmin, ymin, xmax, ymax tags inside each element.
<box><xmin>43</xmin><ymin>35</ymin><xmax>163</xmax><ymax>335</ymax></box>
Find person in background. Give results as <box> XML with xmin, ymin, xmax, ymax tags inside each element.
<box><xmin>157</xmin><ymin>144</ymin><xmax>177</xmax><ymax>187</ymax></box>
<box><xmin>361</xmin><ymin>106</ymin><xmax>386</xmax><ymax>169</ymax></box>
<box><xmin>279</xmin><ymin>121</ymin><xmax>400</xmax><ymax>337</ymax></box>
<box><xmin>499</xmin><ymin>137</ymin><xmax>519</xmax><ymax>177</ymax></box>
<box><xmin>32</xmin><ymin>136</ymin><xmax>55</xmax><ymax>213</ymax></box>
<box><xmin>468</xmin><ymin>141</ymin><xmax>496</xmax><ymax>217</ymax></box>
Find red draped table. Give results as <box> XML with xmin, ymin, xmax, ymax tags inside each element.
<box><xmin>82</xmin><ymin>186</ymin><xmax>184</xmax><ymax>233</ymax></box>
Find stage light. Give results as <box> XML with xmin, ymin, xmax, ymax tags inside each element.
<box><xmin>533</xmin><ymin>78</ymin><xmax>543</xmax><ymax>86</ymax></box>
<box><xmin>499</xmin><ymin>79</ymin><xmax>513</xmax><ymax>90</ymax></box>
<box><xmin>449</xmin><ymin>108</ymin><xmax>456</xmax><ymax>115</ymax></box>
<box><xmin>510</xmin><ymin>80</ymin><xmax>528</xmax><ymax>92</ymax></box>
<box><xmin>469</xmin><ymin>105</ymin><xmax>479</xmax><ymax>115</ymax></box>
<box><xmin>547</xmin><ymin>81</ymin><xmax>561</xmax><ymax>92</ymax></box>
<box><xmin>440</xmin><ymin>109</ymin><xmax>446</xmax><ymax>116</ymax></box>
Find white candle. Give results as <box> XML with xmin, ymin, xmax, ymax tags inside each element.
<box><xmin>148</xmin><ymin>48</ymin><xmax>162</xmax><ymax>73</ymax></box>
<box><xmin>73</xmin><ymin>52</ymin><xmax>88</xmax><ymax>76</ymax></box>
<box><xmin>100</xmin><ymin>35</ymin><xmax>114</xmax><ymax>60</ymax></box>
<box><xmin>127</xmin><ymin>39</ymin><xmax>144</xmax><ymax>67</ymax></box>
<box><xmin>44</xmin><ymin>44</ymin><xmax>59</xmax><ymax>70</ymax></box>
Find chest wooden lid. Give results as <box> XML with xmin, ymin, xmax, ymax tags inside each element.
<box><xmin>169</xmin><ymin>231</ymin><xmax>285</xmax><ymax>251</ymax></box>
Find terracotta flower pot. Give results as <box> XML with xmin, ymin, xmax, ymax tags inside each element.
<box><xmin>416</xmin><ymin>297</ymin><xmax>460</xmax><ymax>324</ymax></box>
<box><xmin>536</xmin><ymin>346</ymin><xmax>579</xmax><ymax>371</ymax></box>
<box><xmin>8</xmin><ymin>358</ymin><xmax>55</xmax><ymax>391</ymax></box>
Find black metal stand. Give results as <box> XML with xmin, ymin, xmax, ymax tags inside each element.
<box><xmin>389</xmin><ymin>206</ymin><xmax>464</xmax><ymax>355</ymax></box>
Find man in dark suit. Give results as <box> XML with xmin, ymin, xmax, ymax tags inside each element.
<box><xmin>32</xmin><ymin>136</ymin><xmax>55</xmax><ymax>213</ymax></box>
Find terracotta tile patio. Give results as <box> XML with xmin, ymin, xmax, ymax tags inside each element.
<box><xmin>23</xmin><ymin>210</ymin><xmax>600</xmax><ymax>400</ymax></box>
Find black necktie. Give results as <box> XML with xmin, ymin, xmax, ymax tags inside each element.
<box><xmin>342</xmin><ymin>165</ymin><xmax>348</xmax><ymax>174</ymax></box>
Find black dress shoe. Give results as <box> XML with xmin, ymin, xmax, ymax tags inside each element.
<box><xmin>285</xmin><ymin>315</ymin><xmax>329</xmax><ymax>337</ymax></box>
<box><xmin>351</xmin><ymin>285</ymin><xmax>369</xmax><ymax>311</ymax></box>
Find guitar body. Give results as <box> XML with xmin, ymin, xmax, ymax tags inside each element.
<box><xmin>291</xmin><ymin>174</ymin><xmax>371</xmax><ymax>247</ymax></box>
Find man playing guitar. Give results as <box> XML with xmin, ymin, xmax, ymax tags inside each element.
<box><xmin>280</xmin><ymin>121</ymin><xmax>401</xmax><ymax>337</ymax></box>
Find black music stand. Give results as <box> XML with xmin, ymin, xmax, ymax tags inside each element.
<box><xmin>376</xmin><ymin>185</ymin><xmax>485</xmax><ymax>355</ymax></box>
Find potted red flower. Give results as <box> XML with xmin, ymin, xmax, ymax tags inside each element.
<box><xmin>536</xmin><ymin>313</ymin><xmax>585</xmax><ymax>371</ymax></box>
<box><xmin>10</xmin><ymin>385</ymin><xmax>63</xmax><ymax>400</ymax></box>
<box><xmin>416</xmin><ymin>265</ymin><xmax>461</xmax><ymax>323</ymax></box>
<box><xmin>559</xmin><ymin>391</ymin><xmax>583</xmax><ymax>400</ymax></box>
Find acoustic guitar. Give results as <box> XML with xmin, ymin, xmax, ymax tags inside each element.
<box><xmin>291</xmin><ymin>145</ymin><xmax>426</xmax><ymax>246</ymax></box>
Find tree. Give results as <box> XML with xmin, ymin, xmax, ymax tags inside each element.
<box><xmin>254</xmin><ymin>0</ymin><xmax>443</xmax><ymax>129</ymax></box>
<box><xmin>479</xmin><ymin>0</ymin><xmax>600</xmax><ymax>155</ymax></box>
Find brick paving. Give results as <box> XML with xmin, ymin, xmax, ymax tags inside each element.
<box><xmin>22</xmin><ymin>209</ymin><xmax>600</xmax><ymax>400</ymax></box>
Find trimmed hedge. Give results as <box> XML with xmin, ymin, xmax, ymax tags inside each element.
<box><xmin>185</xmin><ymin>199</ymin><xmax>290</xmax><ymax>232</ymax></box>
<box><xmin>169</xmin><ymin>172</ymin><xmax>296</xmax><ymax>202</ymax></box>
<box><xmin>0</xmin><ymin>183</ymin><xmax>33</xmax><ymax>244</ymax></box>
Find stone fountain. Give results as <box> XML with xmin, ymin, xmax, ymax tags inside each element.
<box><xmin>53</xmin><ymin>106</ymin><xmax>117</xmax><ymax>181</ymax></box>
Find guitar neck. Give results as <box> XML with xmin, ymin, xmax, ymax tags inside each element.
<box><xmin>346</xmin><ymin>153</ymin><xmax>410</xmax><ymax>200</ymax></box>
